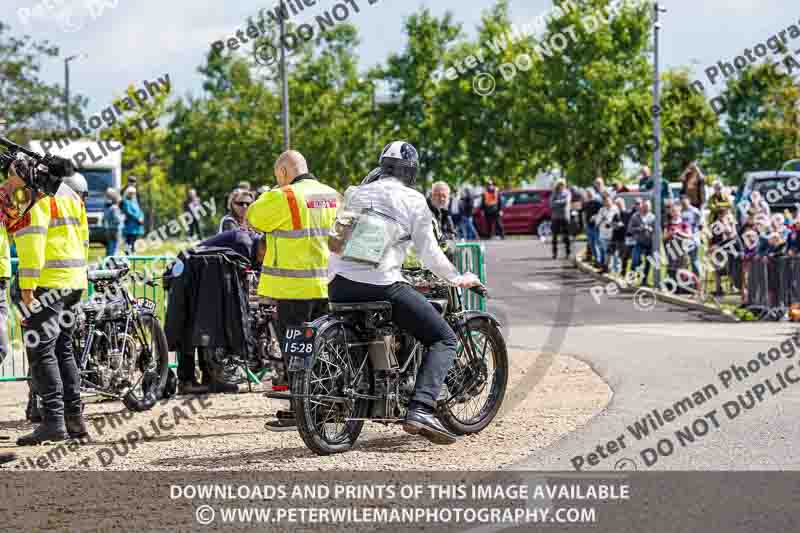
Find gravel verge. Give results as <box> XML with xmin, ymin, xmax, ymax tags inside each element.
<box><xmin>0</xmin><ymin>350</ymin><xmax>610</xmax><ymax>471</ymax></box>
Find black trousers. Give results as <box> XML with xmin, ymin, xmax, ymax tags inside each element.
<box><xmin>551</xmin><ymin>219</ymin><xmax>571</xmax><ymax>257</ymax></box>
<box><xmin>24</xmin><ymin>288</ymin><xmax>83</xmax><ymax>423</ymax></box>
<box><xmin>486</xmin><ymin>213</ymin><xmax>505</xmax><ymax>239</ymax></box>
<box><xmin>329</xmin><ymin>275</ymin><xmax>458</xmax><ymax>408</ymax></box>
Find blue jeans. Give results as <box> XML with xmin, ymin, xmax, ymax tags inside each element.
<box><xmin>460</xmin><ymin>216</ymin><xmax>478</xmax><ymax>240</ymax></box>
<box><xmin>597</xmin><ymin>237</ymin><xmax>609</xmax><ymax>267</ymax></box>
<box><xmin>587</xmin><ymin>225</ymin><xmax>600</xmax><ymax>261</ymax></box>
<box><xmin>632</xmin><ymin>244</ymin><xmax>653</xmax><ymax>284</ymax></box>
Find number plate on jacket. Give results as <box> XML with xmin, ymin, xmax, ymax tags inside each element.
<box><xmin>136</xmin><ymin>298</ymin><xmax>156</xmax><ymax>312</ymax></box>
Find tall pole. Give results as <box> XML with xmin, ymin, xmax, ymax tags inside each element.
<box><xmin>64</xmin><ymin>57</ymin><xmax>71</xmax><ymax>130</ymax></box>
<box><xmin>652</xmin><ymin>2</ymin><xmax>666</xmax><ymax>288</ymax></box>
<box><xmin>279</xmin><ymin>17</ymin><xmax>290</xmax><ymax>150</ymax></box>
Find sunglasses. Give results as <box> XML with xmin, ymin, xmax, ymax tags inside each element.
<box><xmin>235</xmin><ymin>201</ymin><xmax>252</xmax><ymax>207</ymax></box>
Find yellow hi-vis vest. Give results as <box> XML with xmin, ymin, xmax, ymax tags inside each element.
<box><xmin>0</xmin><ymin>225</ymin><xmax>10</xmax><ymax>279</ymax></box>
<box><xmin>247</xmin><ymin>177</ymin><xmax>339</xmax><ymax>300</ymax></box>
<box><xmin>10</xmin><ymin>184</ymin><xmax>89</xmax><ymax>291</ymax></box>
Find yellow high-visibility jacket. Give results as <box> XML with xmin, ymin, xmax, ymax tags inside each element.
<box><xmin>247</xmin><ymin>176</ymin><xmax>339</xmax><ymax>300</ymax></box>
<box><xmin>9</xmin><ymin>184</ymin><xmax>89</xmax><ymax>291</ymax></box>
<box><xmin>0</xmin><ymin>225</ymin><xmax>10</xmax><ymax>279</ymax></box>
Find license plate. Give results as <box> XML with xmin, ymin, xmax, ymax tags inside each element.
<box><xmin>283</xmin><ymin>326</ymin><xmax>316</xmax><ymax>369</ymax></box>
<box><xmin>136</xmin><ymin>298</ymin><xmax>156</xmax><ymax>312</ymax></box>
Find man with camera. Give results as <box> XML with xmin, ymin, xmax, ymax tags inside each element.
<box><xmin>3</xmin><ymin>159</ymin><xmax>89</xmax><ymax>446</ymax></box>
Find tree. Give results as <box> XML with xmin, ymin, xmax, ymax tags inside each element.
<box><xmin>0</xmin><ymin>21</ymin><xmax>86</xmax><ymax>141</ymax></box>
<box><xmin>101</xmin><ymin>86</ymin><xmax>177</xmax><ymax>229</ymax></box>
<box><xmin>710</xmin><ymin>62</ymin><xmax>794</xmax><ymax>184</ymax></box>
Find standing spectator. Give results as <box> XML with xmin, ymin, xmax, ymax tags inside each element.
<box><xmin>549</xmin><ymin>179</ymin><xmax>572</xmax><ymax>259</ymax></box>
<box><xmin>596</xmin><ymin>194</ymin><xmax>619</xmax><ymax>273</ymax></box>
<box><xmin>639</xmin><ymin>165</ymin><xmax>673</xmax><ymax>216</ymax></box>
<box><xmin>593</xmin><ymin>176</ymin><xmax>613</xmax><ymax>199</ymax></box>
<box><xmin>447</xmin><ymin>188</ymin><xmax>462</xmax><ymax>238</ymax></box>
<box><xmin>481</xmin><ymin>181</ymin><xmax>505</xmax><ymax>240</ymax></box>
<box><xmin>459</xmin><ymin>187</ymin><xmax>478</xmax><ymax>240</ymax></box>
<box><xmin>737</xmin><ymin>190</ymin><xmax>769</xmax><ymax>229</ymax></box>
<box><xmin>664</xmin><ymin>203</ymin><xmax>692</xmax><ymax>293</ymax></box>
<box><xmin>609</xmin><ymin>197</ymin><xmax>629</xmax><ymax>273</ymax></box>
<box><xmin>124</xmin><ymin>174</ymin><xmax>138</xmax><ymax>191</ymax></box>
<box><xmin>219</xmin><ymin>189</ymin><xmax>254</xmax><ymax>233</ymax></box>
<box><xmin>103</xmin><ymin>188</ymin><xmax>123</xmax><ymax>257</ymax></box>
<box><xmin>428</xmin><ymin>182</ymin><xmax>456</xmax><ymax>237</ymax></box>
<box><xmin>637</xmin><ymin>166</ymin><xmax>651</xmax><ymax>190</ymax></box>
<box><xmin>707</xmin><ymin>181</ymin><xmax>733</xmax><ymax>225</ymax></box>
<box><xmin>630</xmin><ymin>200</ymin><xmax>656</xmax><ymax>286</ymax></box>
<box><xmin>183</xmin><ymin>189</ymin><xmax>202</xmax><ymax>239</ymax></box>
<box><xmin>583</xmin><ymin>189</ymin><xmax>603</xmax><ymax>266</ymax></box>
<box><xmin>710</xmin><ymin>209</ymin><xmax>738</xmax><ymax>295</ymax></box>
<box><xmin>680</xmin><ymin>195</ymin><xmax>703</xmax><ymax>278</ymax></box>
<box><xmin>679</xmin><ymin>162</ymin><xmax>707</xmax><ymax>210</ymax></box>
<box><xmin>619</xmin><ymin>199</ymin><xmax>641</xmax><ymax>277</ymax></box>
<box><xmin>121</xmin><ymin>186</ymin><xmax>144</xmax><ymax>255</ymax></box>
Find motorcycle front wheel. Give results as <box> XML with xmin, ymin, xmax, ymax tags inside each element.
<box><xmin>439</xmin><ymin>316</ymin><xmax>508</xmax><ymax>435</ymax></box>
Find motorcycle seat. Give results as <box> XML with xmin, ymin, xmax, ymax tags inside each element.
<box><xmin>329</xmin><ymin>301</ymin><xmax>392</xmax><ymax>313</ymax></box>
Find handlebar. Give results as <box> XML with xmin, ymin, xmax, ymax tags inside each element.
<box><xmin>468</xmin><ymin>283</ymin><xmax>488</xmax><ymax>298</ymax></box>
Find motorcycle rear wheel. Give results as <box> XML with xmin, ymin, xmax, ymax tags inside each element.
<box><xmin>291</xmin><ymin>324</ymin><xmax>372</xmax><ymax>455</ymax></box>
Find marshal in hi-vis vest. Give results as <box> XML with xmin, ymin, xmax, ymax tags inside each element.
<box><xmin>9</xmin><ymin>183</ymin><xmax>89</xmax><ymax>291</ymax></box>
<box><xmin>246</xmin><ymin>177</ymin><xmax>339</xmax><ymax>299</ymax></box>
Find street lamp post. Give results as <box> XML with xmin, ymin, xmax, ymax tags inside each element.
<box><xmin>64</xmin><ymin>53</ymin><xmax>86</xmax><ymax>131</ymax></box>
<box><xmin>279</xmin><ymin>17</ymin><xmax>290</xmax><ymax>150</ymax></box>
<box><xmin>652</xmin><ymin>2</ymin><xmax>666</xmax><ymax>288</ymax></box>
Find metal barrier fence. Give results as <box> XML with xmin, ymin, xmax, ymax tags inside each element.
<box><xmin>0</xmin><ymin>244</ymin><xmax>486</xmax><ymax>382</ymax></box>
<box><xmin>742</xmin><ymin>255</ymin><xmax>800</xmax><ymax>309</ymax></box>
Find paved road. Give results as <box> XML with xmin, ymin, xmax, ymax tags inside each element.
<box><xmin>480</xmin><ymin>238</ymin><xmax>800</xmax><ymax>471</ymax></box>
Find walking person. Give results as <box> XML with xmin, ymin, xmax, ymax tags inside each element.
<box><xmin>246</xmin><ymin>150</ymin><xmax>339</xmax><ymax>431</ymax></box>
<box><xmin>120</xmin><ymin>186</ymin><xmax>144</xmax><ymax>254</ymax></box>
<box><xmin>447</xmin><ymin>188</ymin><xmax>462</xmax><ymax>238</ymax></box>
<box><xmin>481</xmin><ymin>181</ymin><xmax>504</xmax><ymax>239</ymax></box>
<box><xmin>459</xmin><ymin>187</ymin><xmax>478</xmax><ymax>240</ymax></box>
<box><xmin>103</xmin><ymin>188</ymin><xmax>123</xmax><ymax>257</ymax></box>
<box><xmin>219</xmin><ymin>189</ymin><xmax>254</xmax><ymax>233</ymax></box>
<box><xmin>549</xmin><ymin>179</ymin><xmax>571</xmax><ymax>259</ymax></box>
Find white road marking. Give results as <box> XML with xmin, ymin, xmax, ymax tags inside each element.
<box><xmin>513</xmin><ymin>281</ymin><xmax>559</xmax><ymax>292</ymax></box>
<box><xmin>585</xmin><ymin>324</ymin><xmax>796</xmax><ymax>343</ymax></box>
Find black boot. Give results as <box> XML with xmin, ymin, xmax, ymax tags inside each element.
<box><xmin>0</xmin><ymin>452</ymin><xmax>16</xmax><ymax>465</ymax></box>
<box><xmin>403</xmin><ymin>402</ymin><xmax>458</xmax><ymax>445</ymax></box>
<box><xmin>17</xmin><ymin>420</ymin><xmax>68</xmax><ymax>446</ymax></box>
<box><xmin>65</xmin><ymin>415</ymin><xmax>89</xmax><ymax>440</ymax></box>
<box><xmin>265</xmin><ymin>410</ymin><xmax>296</xmax><ymax>432</ymax></box>
<box><xmin>26</xmin><ymin>395</ymin><xmax>42</xmax><ymax>423</ymax></box>
<box><xmin>179</xmin><ymin>380</ymin><xmax>209</xmax><ymax>395</ymax></box>
<box><xmin>208</xmin><ymin>381</ymin><xmax>238</xmax><ymax>394</ymax></box>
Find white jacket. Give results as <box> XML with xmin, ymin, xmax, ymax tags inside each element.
<box><xmin>328</xmin><ymin>177</ymin><xmax>461</xmax><ymax>286</ymax></box>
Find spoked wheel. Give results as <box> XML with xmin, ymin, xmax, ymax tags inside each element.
<box><xmin>440</xmin><ymin>317</ymin><xmax>508</xmax><ymax>435</ymax></box>
<box><xmin>291</xmin><ymin>324</ymin><xmax>372</xmax><ymax>455</ymax></box>
<box><xmin>122</xmin><ymin>315</ymin><xmax>170</xmax><ymax>412</ymax></box>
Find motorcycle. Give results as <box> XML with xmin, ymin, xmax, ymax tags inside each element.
<box><xmin>269</xmin><ymin>258</ymin><xmax>508</xmax><ymax>455</ymax></box>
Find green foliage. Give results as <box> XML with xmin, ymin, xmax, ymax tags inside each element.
<box><xmin>0</xmin><ymin>21</ymin><xmax>86</xmax><ymax>141</ymax></box>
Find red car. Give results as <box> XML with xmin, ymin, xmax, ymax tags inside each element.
<box><xmin>474</xmin><ymin>188</ymin><xmax>553</xmax><ymax>238</ymax></box>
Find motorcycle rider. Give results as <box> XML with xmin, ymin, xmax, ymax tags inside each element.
<box><xmin>327</xmin><ymin>141</ymin><xmax>482</xmax><ymax>445</ymax></box>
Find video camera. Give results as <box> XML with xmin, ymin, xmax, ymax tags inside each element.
<box><xmin>0</xmin><ymin>135</ymin><xmax>74</xmax><ymax>196</ymax></box>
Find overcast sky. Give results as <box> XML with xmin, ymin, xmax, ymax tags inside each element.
<box><xmin>4</xmin><ymin>0</ymin><xmax>795</xmax><ymax>117</ymax></box>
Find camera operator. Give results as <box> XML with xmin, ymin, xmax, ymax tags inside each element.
<box><xmin>3</xmin><ymin>160</ymin><xmax>90</xmax><ymax>446</ymax></box>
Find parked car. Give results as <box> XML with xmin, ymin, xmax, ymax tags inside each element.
<box><xmin>738</xmin><ymin>171</ymin><xmax>800</xmax><ymax>214</ymax></box>
<box><xmin>474</xmin><ymin>188</ymin><xmax>552</xmax><ymax>238</ymax></box>
<box><xmin>781</xmin><ymin>160</ymin><xmax>800</xmax><ymax>172</ymax></box>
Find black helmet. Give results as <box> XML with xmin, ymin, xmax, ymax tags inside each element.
<box><xmin>379</xmin><ymin>141</ymin><xmax>419</xmax><ymax>186</ymax></box>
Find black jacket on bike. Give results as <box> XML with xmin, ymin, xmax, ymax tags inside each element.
<box><xmin>164</xmin><ymin>247</ymin><xmax>255</xmax><ymax>379</ymax></box>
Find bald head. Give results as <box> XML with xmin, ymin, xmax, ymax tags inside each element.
<box><xmin>275</xmin><ymin>150</ymin><xmax>309</xmax><ymax>186</ymax></box>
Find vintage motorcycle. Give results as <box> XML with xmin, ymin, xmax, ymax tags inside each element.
<box><xmin>270</xmin><ymin>258</ymin><xmax>508</xmax><ymax>455</ymax></box>
<box><xmin>72</xmin><ymin>265</ymin><xmax>171</xmax><ymax>411</ymax></box>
